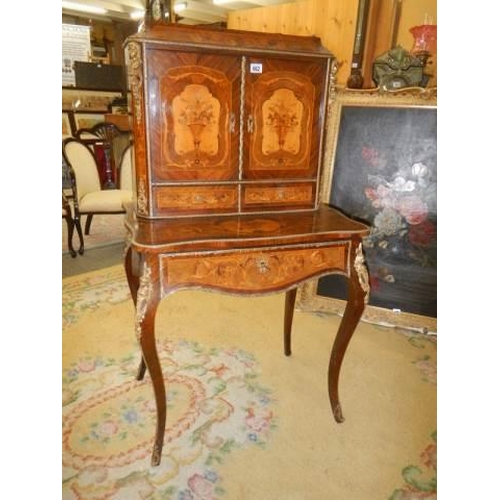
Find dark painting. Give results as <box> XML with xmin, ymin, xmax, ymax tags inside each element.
<box><xmin>319</xmin><ymin>105</ymin><xmax>437</xmax><ymax>318</ymax></box>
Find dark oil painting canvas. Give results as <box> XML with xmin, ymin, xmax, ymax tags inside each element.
<box><xmin>319</xmin><ymin>105</ymin><xmax>437</xmax><ymax>318</ymax></box>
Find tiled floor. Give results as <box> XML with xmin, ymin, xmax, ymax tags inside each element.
<box><xmin>62</xmin><ymin>243</ymin><xmax>125</xmax><ymax>278</ymax></box>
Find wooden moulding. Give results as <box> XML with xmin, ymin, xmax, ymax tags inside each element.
<box><xmin>131</xmin><ymin>23</ymin><xmax>332</xmax><ymax>58</ymax></box>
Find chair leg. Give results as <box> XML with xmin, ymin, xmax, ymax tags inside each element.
<box><xmin>64</xmin><ymin>215</ymin><xmax>77</xmax><ymax>258</ymax></box>
<box><xmin>74</xmin><ymin>216</ymin><xmax>85</xmax><ymax>255</ymax></box>
<box><xmin>84</xmin><ymin>214</ymin><xmax>94</xmax><ymax>235</ymax></box>
<box><xmin>284</xmin><ymin>288</ymin><xmax>297</xmax><ymax>356</ymax></box>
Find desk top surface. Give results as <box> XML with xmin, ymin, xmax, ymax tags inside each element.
<box><xmin>125</xmin><ymin>204</ymin><xmax>369</xmax><ymax>253</ymax></box>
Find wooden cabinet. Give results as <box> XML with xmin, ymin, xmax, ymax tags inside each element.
<box><xmin>125</xmin><ymin>25</ymin><xmax>333</xmax><ymax>218</ymax></box>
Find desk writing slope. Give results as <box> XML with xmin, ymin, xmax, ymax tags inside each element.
<box><xmin>123</xmin><ymin>18</ymin><xmax>371</xmax><ymax>466</ymax></box>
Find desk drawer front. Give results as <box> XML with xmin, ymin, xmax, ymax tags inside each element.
<box><xmin>242</xmin><ymin>182</ymin><xmax>315</xmax><ymax>211</ymax></box>
<box><xmin>162</xmin><ymin>244</ymin><xmax>348</xmax><ymax>293</ymax></box>
<box><xmin>153</xmin><ymin>185</ymin><xmax>238</xmax><ymax>214</ymax></box>
<box><xmin>151</xmin><ymin>183</ymin><xmax>316</xmax><ymax>216</ymax></box>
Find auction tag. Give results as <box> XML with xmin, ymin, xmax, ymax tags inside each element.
<box><xmin>250</xmin><ymin>63</ymin><xmax>263</xmax><ymax>74</ymax></box>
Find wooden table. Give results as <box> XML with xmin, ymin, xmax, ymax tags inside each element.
<box><xmin>124</xmin><ymin>203</ymin><xmax>370</xmax><ymax>466</ymax></box>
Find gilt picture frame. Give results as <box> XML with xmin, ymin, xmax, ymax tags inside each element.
<box><xmin>297</xmin><ymin>87</ymin><xmax>437</xmax><ymax>333</ymax></box>
<box><xmin>62</xmin><ymin>111</ymin><xmax>73</xmax><ymax>138</ymax></box>
<box><xmin>73</xmin><ymin>112</ymin><xmax>105</xmax><ymax>133</ymax></box>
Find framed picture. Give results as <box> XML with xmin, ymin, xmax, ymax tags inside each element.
<box><xmin>73</xmin><ymin>112</ymin><xmax>105</xmax><ymax>132</ymax></box>
<box><xmin>62</xmin><ymin>111</ymin><xmax>73</xmax><ymax>138</ymax></box>
<box><xmin>297</xmin><ymin>87</ymin><xmax>437</xmax><ymax>333</ymax></box>
<box><xmin>62</xmin><ymin>88</ymin><xmax>122</xmax><ymax>112</ymax></box>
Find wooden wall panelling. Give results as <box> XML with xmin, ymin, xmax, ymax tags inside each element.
<box><xmin>396</xmin><ymin>0</ymin><xmax>436</xmax><ymax>50</ymax></box>
<box><xmin>227</xmin><ymin>0</ymin><xmax>358</xmax><ymax>86</ymax></box>
<box><xmin>360</xmin><ymin>0</ymin><xmax>382</xmax><ymax>88</ymax></box>
<box><xmin>228</xmin><ymin>0</ymin><xmax>436</xmax><ymax>89</ymax></box>
<box><xmin>291</xmin><ymin>0</ymin><xmax>316</xmax><ymax>35</ymax></box>
<box><xmin>228</xmin><ymin>2</ymin><xmax>311</xmax><ymax>35</ymax></box>
<box><xmin>312</xmin><ymin>0</ymin><xmax>358</xmax><ymax>86</ymax></box>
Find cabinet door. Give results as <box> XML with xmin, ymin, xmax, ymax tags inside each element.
<box><xmin>146</xmin><ymin>50</ymin><xmax>241</xmax><ymax>181</ymax></box>
<box><xmin>243</xmin><ymin>57</ymin><xmax>328</xmax><ymax>180</ymax></box>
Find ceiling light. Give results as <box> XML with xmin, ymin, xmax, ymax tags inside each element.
<box><xmin>130</xmin><ymin>3</ymin><xmax>187</xmax><ymax>20</ymax></box>
<box><xmin>62</xmin><ymin>1</ymin><xmax>108</xmax><ymax>15</ymax></box>
<box><xmin>130</xmin><ymin>10</ymin><xmax>145</xmax><ymax>19</ymax></box>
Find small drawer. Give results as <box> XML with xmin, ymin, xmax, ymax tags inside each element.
<box><xmin>242</xmin><ymin>182</ymin><xmax>315</xmax><ymax>211</ymax></box>
<box><xmin>153</xmin><ymin>185</ymin><xmax>238</xmax><ymax>214</ymax></box>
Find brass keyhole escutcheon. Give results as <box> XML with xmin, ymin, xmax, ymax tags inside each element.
<box><xmin>257</xmin><ymin>257</ymin><xmax>270</xmax><ymax>273</ymax></box>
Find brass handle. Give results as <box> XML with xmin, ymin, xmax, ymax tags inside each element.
<box><xmin>247</xmin><ymin>115</ymin><xmax>254</xmax><ymax>133</ymax></box>
<box><xmin>229</xmin><ymin>112</ymin><xmax>236</xmax><ymax>133</ymax></box>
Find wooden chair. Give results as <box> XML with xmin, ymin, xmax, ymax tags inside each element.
<box><xmin>62</xmin><ymin>137</ymin><xmax>133</xmax><ymax>254</ymax></box>
<box><xmin>76</xmin><ymin>123</ymin><xmax>130</xmax><ymax>189</ymax></box>
<box><xmin>62</xmin><ymin>192</ymin><xmax>80</xmax><ymax>258</ymax></box>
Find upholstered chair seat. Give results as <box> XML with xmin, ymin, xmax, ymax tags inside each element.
<box><xmin>78</xmin><ymin>189</ymin><xmax>132</xmax><ymax>212</ymax></box>
<box><xmin>63</xmin><ymin>136</ymin><xmax>133</xmax><ymax>254</ymax></box>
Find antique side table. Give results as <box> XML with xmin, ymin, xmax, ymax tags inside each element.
<box><xmin>123</xmin><ymin>203</ymin><xmax>370</xmax><ymax>466</ymax></box>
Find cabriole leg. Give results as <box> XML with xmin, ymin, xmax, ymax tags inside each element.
<box><xmin>134</xmin><ymin>260</ymin><xmax>165</xmax><ymax>467</ymax></box>
<box><xmin>328</xmin><ymin>243</ymin><xmax>370</xmax><ymax>423</ymax></box>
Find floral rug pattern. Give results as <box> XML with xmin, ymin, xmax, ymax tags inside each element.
<box><xmin>63</xmin><ymin>267</ymin><xmax>436</xmax><ymax>499</ymax></box>
<box><xmin>63</xmin><ymin>267</ymin><xmax>277</xmax><ymax>499</ymax></box>
<box><xmin>389</xmin><ymin>431</ymin><xmax>437</xmax><ymax>500</ymax></box>
<box><xmin>62</xmin><ymin>268</ymin><xmax>131</xmax><ymax>328</ymax></box>
<box><xmin>389</xmin><ymin>329</ymin><xmax>437</xmax><ymax>499</ymax></box>
<box><xmin>63</xmin><ymin>342</ymin><xmax>277</xmax><ymax>500</ymax></box>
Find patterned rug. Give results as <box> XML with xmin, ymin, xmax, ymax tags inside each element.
<box><xmin>62</xmin><ymin>214</ymin><xmax>127</xmax><ymax>254</ymax></box>
<box><xmin>62</xmin><ymin>266</ymin><xmax>437</xmax><ymax>499</ymax></box>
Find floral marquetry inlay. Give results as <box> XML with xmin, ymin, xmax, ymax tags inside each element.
<box><xmin>163</xmin><ymin>245</ymin><xmax>347</xmax><ymax>292</ymax></box>
<box><xmin>263</xmin><ymin>88</ymin><xmax>302</xmax><ymax>155</ymax></box>
<box><xmin>249</xmin><ymin>72</ymin><xmax>315</xmax><ymax>172</ymax></box>
<box><xmin>172</xmin><ymin>84</ymin><xmax>220</xmax><ymax>166</ymax></box>
<box><xmin>159</xmin><ymin>64</ymin><xmax>233</xmax><ymax>179</ymax></box>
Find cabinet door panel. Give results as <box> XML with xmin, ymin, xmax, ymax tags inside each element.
<box><xmin>243</xmin><ymin>57</ymin><xmax>328</xmax><ymax>180</ymax></box>
<box><xmin>147</xmin><ymin>50</ymin><xmax>241</xmax><ymax>181</ymax></box>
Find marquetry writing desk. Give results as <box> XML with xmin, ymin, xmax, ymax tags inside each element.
<box><xmin>123</xmin><ymin>203</ymin><xmax>370</xmax><ymax>466</ymax></box>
